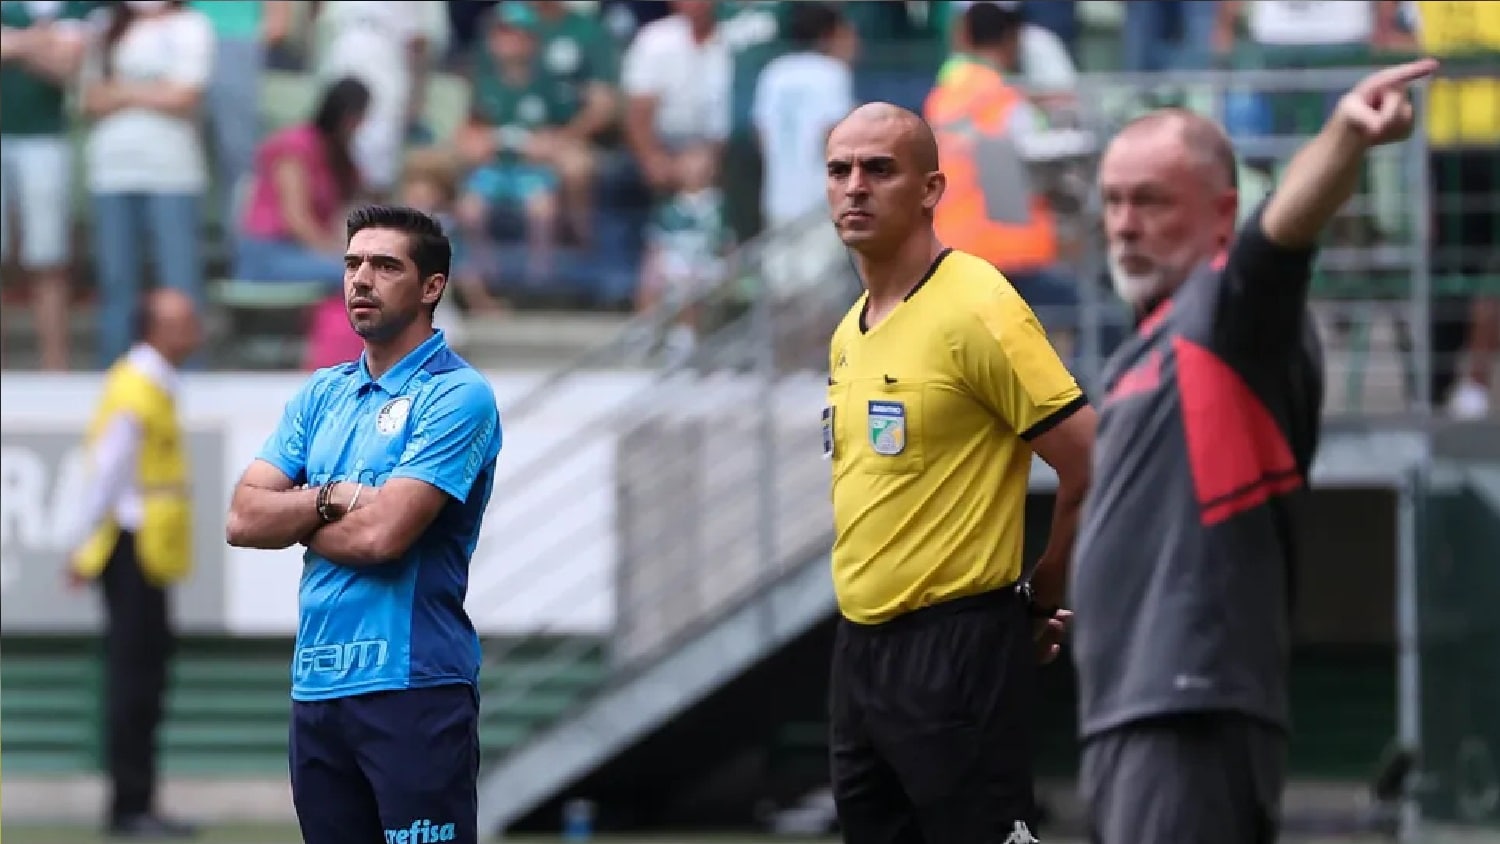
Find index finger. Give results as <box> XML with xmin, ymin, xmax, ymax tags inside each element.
<box><xmin>1358</xmin><ymin>58</ymin><xmax>1440</xmax><ymax>94</ymax></box>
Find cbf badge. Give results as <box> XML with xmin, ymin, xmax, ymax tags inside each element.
<box><xmin>375</xmin><ymin>396</ymin><xmax>412</xmax><ymax>435</ymax></box>
<box><xmin>821</xmin><ymin>406</ymin><xmax>835</xmax><ymax>459</ymax></box>
<box><xmin>867</xmin><ymin>400</ymin><xmax>906</xmax><ymax>456</ymax></box>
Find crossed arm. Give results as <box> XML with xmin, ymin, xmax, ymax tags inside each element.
<box><xmin>225</xmin><ymin>462</ymin><xmax>451</xmax><ymax>566</ymax></box>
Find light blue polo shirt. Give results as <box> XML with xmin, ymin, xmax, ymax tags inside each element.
<box><xmin>257</xmin><ymin>330</ymin><xmax>502</xmax><ymax>702</ymax></box>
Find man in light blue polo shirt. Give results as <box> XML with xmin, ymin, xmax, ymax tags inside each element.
<box><xmin>226</xmin><ymin>205</ymin><xmax>502</xmax><ymax>844</ymax></box>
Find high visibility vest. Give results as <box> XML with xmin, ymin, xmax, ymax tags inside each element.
<box><xmin>925</xmin><ymin>61</ymin><xmax>1058</xmax><ymax>273</ymax></box>
<box><xmin>1417</xmin><ymin>1</ymin><xmax>1500</xmax><ymax>146</ymax></box>
<box><xmin>71</xmin><ymin>359</ymin><xmax>193</xmax><ymax>586</ymax></box>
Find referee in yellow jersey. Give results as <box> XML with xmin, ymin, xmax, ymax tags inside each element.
<box><xmin>822</xmin><ymin>103</ymin><xmax>1096</xmax><ymax>843</ymax></box>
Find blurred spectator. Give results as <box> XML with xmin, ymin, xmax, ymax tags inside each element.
<box><xmin>528</xmin><ymin>0</ymin><xmax>621</xmax><ymax>239</ymax></box>
<box><xmin>235</xmin><ymin>77</ymin><xmax>370</xmax><ymax>371</ymax></box>
<box><xmin>1018</xmin><ymin>0</ymin><xmax>1078</xmax><ymax>56</ymax></box>
<box><xmin>0</xmin><ymin>0</ymin><xmax>90</xmax><ymax>371</ymax></box>
<box><xmin>312</xmin><ymin>1</ymin><xmax>434</xmax><ymax>196</ymax></box>
<box><xmin>1411</xmin><ymin>0</ymin><xmax>1499</xmax><ymax>419</ymax></box>
<box><xmin>636</xmin><ymin>143</ymin><xmax>733</xmax><ymax>363</ymax></box>
<box><xmin>66</xmin><ymin>288</ymin><xmax>204</xmax><ymax>839</ymax></box>
<box><xmin>1122</xmin><ymin>0</ymin><xmax>1220</xmax><ymax>72</ymax></box>
<box><xmin>751</xmin><ymin>1</ymin><xmax>857</xmax><ymax>232</ymax></box>
<box><xmin>455</xmin><ymin>2</ymin><xmax>579</xmax><ymax>287</ymax></box>
<box><xmin>925</xmin><ymin>3</ymin><xmax>1076</xmax><ymax>342</ymax></box>
<box><xmin>1214</xmin><ymin>1</ymin><xmax>1406</xmax><ymax>151</ymax></box>
<box><xmin>529</xmin><ymin>0</ymin><xmax>621</xmax><ymax>106</ymax></box>
<box><xmin>237</xmin><ymin>77</ymin><xmax>369</xmax><ymax>285</ymax></box>
<box><xmin>621</xmin><ymin>0</ymin><xmax>731</xmax><ymax>193</ymax></box>
<box><xmin>938</xmin><ymin>0</ymin><xmax>1079</xmax><ymax>105</ymax></box>
<box><xmin>192</xmin><ymin>0</ymin><xmax>293</xmax><ymax>264</ymax></box>
<box><xmin>399</xmin><ymin>147</ymin><xmax>507</xmax><ymax>317</ymax></box>
<box><xmin>444</xmin><ymin>0</ymin><xmax>501</xmax><ymax>68</ymax></box>
<box><xmin>81</xmin><ymin>0</ymin><xmax>214</xmax><ymax>369</ymax></box>
<box><xmin>599</xmin><ymin>0</ymin><xmax>670</xmax><ymax>44</ymax></box>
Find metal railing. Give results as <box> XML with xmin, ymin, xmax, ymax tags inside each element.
<box><xmin>469</xmin><ymin>206</ymin><xmax>850</xmax><ymax>735</ymax></box>
<box><xmin>471</xmin><ymin>60</ymin><xmax>1498</xmax><ymax>775</ymax></box>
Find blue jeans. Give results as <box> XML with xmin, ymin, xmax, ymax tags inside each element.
<box><xmin>91</xmin><ymin>192</ymin><xmax>204</xmax><ymax>367</ymax></box>
<box><xmin>234</xmin><ymin>236</ymin><xmax>344</xmax><ymax>290</ymax></box>
<box><xmin>206</xmin><ymin>36</ymin><xmax>264</xmax><ymax>264</ymax></box>
<box><xmin>1121</xmin><ymin>0</ymin><xmax>1219</xmax><ymax>72</ymax></box>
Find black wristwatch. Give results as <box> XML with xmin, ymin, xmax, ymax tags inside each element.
<box><xmin>1020</xmin><ymin>581</ymin><xmax>1059</xmax><ymax>619</ymax></box>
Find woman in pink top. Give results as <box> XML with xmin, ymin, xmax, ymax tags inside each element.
<box><xmin>234</xmin><ymin>76</ymin><xmax>369</xmax><ymax>368</ymax></box>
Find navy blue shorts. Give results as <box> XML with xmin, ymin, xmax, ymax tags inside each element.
<box><xmin>289</xmin><ymin>683</ymin><xmax>480</xmax><ymax>844</ymax></box>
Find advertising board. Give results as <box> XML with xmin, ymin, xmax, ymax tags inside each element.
<box><xmin>0</xmin><ymin>425</ymin><xmax>227</xmax><ymax>632</ymax></box>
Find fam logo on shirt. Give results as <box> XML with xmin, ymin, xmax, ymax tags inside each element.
<box><xmin>375</xmin><ymin>396</ymin><xmax>412</xmax><ymax>436</ymax></box>
<box><xmin>1003</xmin><ymin>821</ymin><xmax>1039</xmax><ymax>844</ymax></box>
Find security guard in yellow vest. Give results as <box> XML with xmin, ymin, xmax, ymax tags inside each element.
<box><xmin>1414</xmin><ymin>0</ymin><xmax>1499</xmax><ymax>418</ymax></box>
<box><xmin>67</xmin><ymin>288</ymin><xmax>202</xmax><ymax>839</ymax></box>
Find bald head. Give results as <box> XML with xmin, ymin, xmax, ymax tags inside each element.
<box><xmin>1112</xmin><ymin>108</ymin><xmax>1238</xmax><ymax>192</ymax></box>
<box><xmin>834</xmin><ymin>102</ymin><xmax>940</xmax><ymax>173</ymax></box>
<box><xmin>140</xmin><ymin>288</ymin><xmax>203</xmax><ymax>365</ymax></box>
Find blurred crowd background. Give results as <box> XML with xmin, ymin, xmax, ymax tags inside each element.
<box><xmin>1</xmin><ymin>0</ymin><xmax>1496</xmax><ymax>408</ymax></box>
<box><xmin>2</xmin><ymin>3</ymin><xmax>1499</xmax><ymax>839</ymax></box>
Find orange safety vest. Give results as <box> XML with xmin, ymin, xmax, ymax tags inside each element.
<box><xmin>924</xmin><ymin>61</ymin><xmax>1058</xmax><ymax>273</ymax></box>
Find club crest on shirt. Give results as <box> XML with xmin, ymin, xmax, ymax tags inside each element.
<box><xmin>867</xmin><ymin>400</ymin><xmax>906</xmax><ymax>456</ymax></box>
<box><xmin>375</xmin><ymin>396</ymin><xmax>412</xmax><ymax>436</ymax></box>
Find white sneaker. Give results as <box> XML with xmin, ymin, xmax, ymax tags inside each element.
<box><xmin>1447</xmin><ymin>379</ymin><xmax>1491</xmax><ymax>421</ymax></box>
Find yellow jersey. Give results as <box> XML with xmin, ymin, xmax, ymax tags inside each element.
<box><xmin>825</xmin><ymin>249</ymin><xmax>1084</xmax><ymax>624</ymax></box>
<box><xmin>1417</xmin><ymin>0</ymin><xmax>1500</xmax><ymax>146</ymax></box>
<box><xmin>71</xmin><ymin>357</ymin><xmax>193</xmax><ymax>585</ymax></box>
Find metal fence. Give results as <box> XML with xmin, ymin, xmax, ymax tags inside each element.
<box><xmin>465</xmin><ymin>59</ymin><xmax>1499</xmax><ymax>838</ymax></box>
<box><xmin>1015</xmin><ymin>64</ymin><xmax>1497</xmax><ymax>418</ymax></box>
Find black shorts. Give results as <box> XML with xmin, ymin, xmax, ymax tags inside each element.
<box><xmin>1081</xmin><ymin>713</ymin><xmax>1286</xmax><ymax>844</ymax></box>
<box><xmin>290</xmin><ymin>683</ymin><xmax>481</xmax><ymax>844</ymax></box>
<box><xmin>829</xmin><ymin>587</ymin><xmax>1040</xmax><ymax>844</ymax></box>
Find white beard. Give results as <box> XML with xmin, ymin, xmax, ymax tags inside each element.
<box><xmin>1107</xmin><ymin>252</ymin><xmax>1167</xmax><ymax>308</ymax></box>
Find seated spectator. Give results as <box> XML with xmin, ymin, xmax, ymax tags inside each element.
<box><xmin>81</xmin><ymin>0</ymin><xmax>214</xmax><ymax>368</ymax></box>
<box><xmin>236</xmin><ymin>76</ymin><xmax>370</xmax><ymax>286</ymax></box>
<box><xmin>0</xmin><ymin>0</ymin><xmax>89</xmax><ymax>370</ymax></box>
<box><xmin>312</xmin><ymin>1</ymin><xmax>433</xmax><ymax>197</ymax></box>
<box><xmin>528</xmin><ymin>0</ymin><xmax>620</xmax><ymax>130</ymax></box>
<box><xmin>526</xmin><ymin>0</ymin><xmax>620</xmax><ymax>241</ymax></box>
<box><xmin>236</xmin><ymin>77</ymin><xmax>369</xmax><ymax>373</ymax></box>
<box><xmin>621</xmin><ymin>0</ymin><xmax>731</xmax><ymax>194</ymax></box>
<box><xmin>456</xmin><ymin>3</ymin><xmax>583</xmax><ymax>287</ymax></box>
<box><xmin>636</xmin><ymin>143</ymin><xmax>733</xmax><ymax>364</ymax></box>
<box><xmin>398</xmin><ymin>149</ymin><xmax>507</xmax><ymax>319</ymax></box>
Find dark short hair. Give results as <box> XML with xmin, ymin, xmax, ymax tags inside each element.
<box><xmin>785</xmin><ymin>2</ymin><xmax>843</xmax><ymax>49</ymax></box>
<box><xmin>965</xmin><ymin>1</ymin><xmax>1023</xmax><ymax>49</ymax></box>
<box><xmin>346</xmin><ymin>205</ymin><xmax>453</xmax><ymax>311</ymax></box>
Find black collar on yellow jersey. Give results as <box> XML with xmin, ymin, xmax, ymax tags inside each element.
<box><xmin>858</xmin><ymin>248</ymin><xmax>954</xmax><ymax>334</ymax></box>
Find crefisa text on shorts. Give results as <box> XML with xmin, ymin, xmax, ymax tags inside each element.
<box><xmin>384</xmin><ymin>819</ymin><xmax>456</xmax><ymax>844</ymax></box>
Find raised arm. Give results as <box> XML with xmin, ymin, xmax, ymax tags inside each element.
<box><xmin>1215</xmin><ymin>58</ymin><xmax>1438</xmax><ymax>357</ymax></box>
<box><xmin>1261</xmin><ymin>58</ymin><xmax>1437</xmax><ymax>249</ymax></box>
